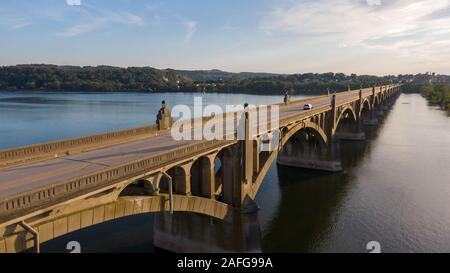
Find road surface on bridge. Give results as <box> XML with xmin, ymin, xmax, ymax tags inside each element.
<box><xmin>0</xmin><ymin>88</ymin><xmax>370</xmax><ymax>198</ymax></box>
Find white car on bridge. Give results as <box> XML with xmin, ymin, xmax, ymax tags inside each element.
<box><xmin>303</xmin><ymin>103</ymin><xmax>313</xmax><ymax>110</ymax></box>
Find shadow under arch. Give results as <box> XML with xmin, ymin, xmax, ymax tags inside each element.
<box><xmin>374</xmin><ymin>95</ymin><xmax>380</xmax><ymax>108</ymax></box>
<box><xmin>249</xmin><ymin>121</ymin><xmax>329</xmax><ymax>200</ymax></box>
<box><xmin>359</xmin><ymin>98</ymin><xmax>372</xmax><ymax>117</ymax></box>
<box><xmin>333</xmin><ymin>105</ymin><xmax>358</xmax><ymax>135</ymax></box>
<box><xmin>15</xmin><ymin>194</ymin><xmax>236</xmax><ymax>253</ymax></box>
<box><xmin>213</xmin><ymin>147</ymin><xmax>234</xmax><ymax>203</ymax></box>
<box><xmin>118</xmin><ymin>165</ymin><xmax>190</xmax><ymax>198</ymax></box>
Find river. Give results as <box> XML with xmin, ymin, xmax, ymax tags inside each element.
<box><xmin>0</xmin><ymin>91</ymin><xmax>449</xmax><ymax>253</ymax></box>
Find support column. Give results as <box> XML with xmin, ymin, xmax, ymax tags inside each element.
<box><xmin>177</xmin><ymin>163</ymin><xmax>192</xmax><ymax>196</ymax></box>
<box><xmin>201</xmin><ymin>155</ymin><xmax>216</xmax><ymax>199</ymax></box>
<box><xmin>151</xmin><ymin>173</ymin><xmax>163</xmax><ymax>195</ymax></box>
<box><xmin>363</xmin><ymin>88</ymin><xmax>378</xmax><ymax>126</ymax></box>
<box><xmin>244</xmin><ymin>110</ymin><xmax>254</xmax><ymax>184</ymax></box>
<box><xmin>252</xmin><ymin>138</ymin><xmax>260</xmax><ymax>176</ymax></box>
<box><xmin>329</xmin><ymin>93</ymin><xmax>337</xmax><ymax>137</ymax></box>
<box><xmin>222</xmin><ymin>148</ymin><xmax>235</xmax><ymax>205</ymax></box>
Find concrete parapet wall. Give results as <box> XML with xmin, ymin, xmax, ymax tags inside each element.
<box><xmin>0</xmin><ymin>124</ymin><xmax>160</xmax><ymax>168</ymax></box>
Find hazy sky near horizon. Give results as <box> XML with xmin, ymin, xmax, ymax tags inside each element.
<box><xmin>1</xmin><ymin>0</ymin><xmax>450</xmax><ymax>75</ymax></box>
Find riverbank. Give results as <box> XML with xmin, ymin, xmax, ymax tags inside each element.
<box><xmin>419</xmin><ymin>84</ymin><xmax>450</xmax><ymax>113</ymax></box>
<box><xmin>0</xmin><ymin>64</ymin><xmax>397</xmax><ymax>96</ymax></box>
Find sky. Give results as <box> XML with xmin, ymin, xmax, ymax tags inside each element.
<box><xmin>1</xmin><ymin>0</ymin><xmax>450</xmax><ymax>75</ymax></box>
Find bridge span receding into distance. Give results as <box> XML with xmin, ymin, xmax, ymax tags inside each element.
<box><xmin>0</xmin><ymin>84</ymin><xmax>401</xmax><ymax>253</ymax></box>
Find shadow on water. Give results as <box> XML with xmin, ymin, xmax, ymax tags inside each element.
<box><xmin>260</xmin><ymin>116</ymin><xmax>390</xmax><ymax>252</ymax></box>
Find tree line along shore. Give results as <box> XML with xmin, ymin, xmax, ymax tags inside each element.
<box><xmin>0</xmin><ymin>65</ymin><xmax>448</xmax><ymax>112</ymax></box>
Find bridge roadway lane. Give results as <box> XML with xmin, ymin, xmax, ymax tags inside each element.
<box><xmin>0</xmin><ymin>89</ymin><xmax>371</xmax><ymax>198</ymax></box>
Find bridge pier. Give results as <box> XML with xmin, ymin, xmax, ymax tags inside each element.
<box><xmin>153</xmin><ymin>211</ymin><xmax>262</xmax><ymax>253</ymax></box>
<box><xmin>277</xmin><ymin>155</ymin><xmax>342</xmax><ymax>172</ymax></box>
<box><xmin>362</xmin><ymin>118</ymin><xmax>378</xmax><ymax>126</ymax></box>
<box><xmin>334</xmin><ymin>131</ymin><xmax>365</xmax><ymax>141</ymax></box>
<box><xmin>334</xmin><ymin>120</ymin><xmax>366</xmax><ymax>141</ymax></box>
<box><xmin>277</xmin><ymin>139</ymin><xmax>343</xmax><ymax>172</ymax></box>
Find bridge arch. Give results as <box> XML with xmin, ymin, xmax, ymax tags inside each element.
<box><xmin>2</xmin><ymin>194</ymin><xmax>235</xmax><ymax>253</ymax></box>
<box><xmin>159</xmin><ymin>166</ymin><xmax>189</xmax><ymax>195</ymax></box>
<box><xmin>282</xmin><ymin>121</ymin><xmax>328</xmax><ymax>147</ymax></box>
<box><xmin>360</xmin><ymin>99</ymin><xmax>372</xmax><ymax>121</ymax></box>
<box><xmin>249</xmin><ymin>121</ymin><xmax>329</xmax><ymax>199</ymax></box>
<box><xmin>333</xmin><ymin>105</ymin><xmax>357</xmax><ymax>135</ymax></box>
<box><xmin>280</xmin><ymin>125</ymin><xmax>328</xmax><ymax>164</ymax></box>
<box><xmin>360</xmin><ymin>98</ymin><xmax>371</xmax><ymax>116</ymax></box>
<box><xmin>374</xmin><ymin>95</ymin><xmax>380</xmax><ymax>108</ymax></box>
<box><xmin>118</xmin><ymin>164</ymin><xmax>192</xmax><ymax>198</ymax></box>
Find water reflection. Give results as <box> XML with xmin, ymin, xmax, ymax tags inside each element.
<box><xmin>154</xmin><ymin>212</ymin><xmax>262</xmax><ymax>253</ymax></box>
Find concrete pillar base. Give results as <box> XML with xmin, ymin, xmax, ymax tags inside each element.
<box><xmin>277</xmin><ymin>155</ymin><xmax>342</xmax><ymax>172</ymax></box>
<box><xmin>363</xmin><ymin>119</ymin><xmax>378</xmax><ymax>126</ymax></box>
<box><xmin>334</xmin><ymin>132</ymin><xmax>365</xmax><ymax>141</ymax></box>
<box><xmin>241</xmin><ymin>197</ymin><xmax>260</xmax><ymax>214</ymax></box>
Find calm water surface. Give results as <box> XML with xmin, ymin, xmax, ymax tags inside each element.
<box><xmin>1</xmin><ymin>91</ymin><xmax>449</xmax><ymax>253</ymax></box>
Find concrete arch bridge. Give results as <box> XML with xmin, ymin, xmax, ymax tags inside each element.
<box><xmin>0</xmin><ymin>85</ymin><xmax>401</xmax><ymax>252</ymax></box>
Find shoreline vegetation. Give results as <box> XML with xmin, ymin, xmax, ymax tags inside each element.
<box><xmin>0</xmin><ymin>64</ymin><xmax>416</xmax><ymax>95</ymax></box>
<box><xmin>0</xmin><ymin>65</ymin><xmax>449</xmax><ymax>112</ymax></box>
<box><xmin>420</xmin><ymin>84</ymin><xmax>450</xmax><ymax>113</ymax></box>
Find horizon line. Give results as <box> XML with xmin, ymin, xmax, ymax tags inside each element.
<box><xmin>0</xmin><ymin>63</ymin><xmax>443</xmax><ymax>77</ymax></box>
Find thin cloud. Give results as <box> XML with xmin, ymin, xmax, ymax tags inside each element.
<box><xmin>60</xmin><ymin>5</ymin><xmax>143</xmax><ymax>37</ymax></box>
<box><xmin>184</xmin><ymin>20</ymin><xmax>197</xmax><ymax>42</ymax></box>
<box><xmin>262</xmin><ymin>0</ymin><xmax>450</xmax><ymax>59</ymax></box>
<box><xmin>222</xmin><ymin>24</ymin><xmax>240</xmax><ymax>31</ymax></box>
<box><xmin>2</xmin><ymin>18</ymin><xmax>32</xmax><ymax>29</ymax></box>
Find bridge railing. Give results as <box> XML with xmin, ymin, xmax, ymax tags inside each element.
<box><xmin>0</xmin><ymin>104</ymin><xmax>335</xmax><ymax>222</ymax></box>
<box><xmin>0</xmin><ymin>138</ymin><xmax>235</xmax><ymax>222</ymax></box>
<box><xmin>0</xmin><ymin>124</ymin><xmax>160</xmax><ymax>167</ymax></box>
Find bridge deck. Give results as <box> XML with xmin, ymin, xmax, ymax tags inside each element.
<box><xmin>0</xmin><ymin>89</ymin><xmax>372</xmax><ymax>198</ymax></box>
